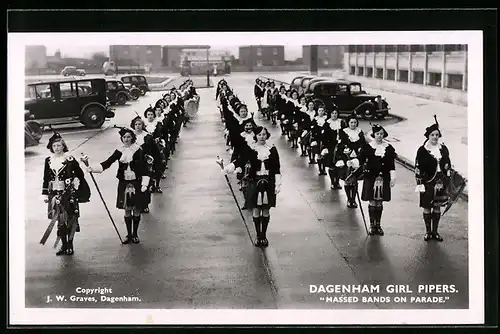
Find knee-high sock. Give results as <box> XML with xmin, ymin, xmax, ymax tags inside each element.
<box><xmin>124</xmin><ymin>216</ymin><xmax>133</xmax><ymax>236</ymax></box>
<box><xmin>368</xmin><ymin>205</ymin><xmax>377</xmax><ymax>228</ymax></box>
<box><xmin>253</xmin><ymin>216</ymin><xmax>261</xmax><ymax>239</ymax></box>
<box><xmin>375</xmin><ymin>204</ymin><xmax>383</xmax><ymax>225</ymax></box>
<box><xmin>261</xmin><ymin>216</ymin><xmax>270</xmax><ymax>238</ymax></box>
<box><xmin>431</xmin><ymin>212</ymin><xmax>441</xmax><ymax>233</ymax></box>
<box><xmin>423</xmin><ymin>212</ymin><xmax>432</xmax><ymax>233</ymax></box>
<box><xmin>58</xmin><ymin>228</ymin><xmax>68</xmax><ymax>248</ymax></box>
<box><xmin>132</xmin><ymin>216</ymin><xmax>140</xmax><ymax>237</ymax></box>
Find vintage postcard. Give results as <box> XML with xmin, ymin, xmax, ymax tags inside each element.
<box><xmin>8</xmin><ymin>30</ymin><xmax>483</xmax><ymax>325</ymax></box>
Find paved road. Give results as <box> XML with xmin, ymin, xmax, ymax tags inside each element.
<box><xmin>24</xmin><ymin>76</ymin><xmax>468</xmax><ymax>310</ymax></box>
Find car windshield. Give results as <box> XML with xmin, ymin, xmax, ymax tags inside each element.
<box><xmin>350</xmin><ymin>83</ymin><xmax>362</xmax><ymax>94</ymax></box>
<box><xmin>318</xmin><ymin>84</ymin><xmax>338</xmax><ymax>95</ymax></box>
<box><xmin>117</xmin><ymin>82</ymin><xmax>124</xmax><ymax>89</ymax></box>
<box><xmin>137</xmin><ymin>77</ymin><xmax>146</xmax><ymax>82</ymax></box>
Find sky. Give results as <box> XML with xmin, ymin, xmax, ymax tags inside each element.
<box><xmin>44</xmin><ymin>45</ymin><xmax>304</xmax><ymax>60</ymax></box>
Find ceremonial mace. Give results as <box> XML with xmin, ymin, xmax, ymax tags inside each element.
<box><xmin>80</xmin><ymin>153</ymin><xmax>124</xmax><ymax>245</ymax></box>
<box><xmin>216</xmin><ymin>156</ymin><xmax>254</xmax><ymax>243</ymax></box>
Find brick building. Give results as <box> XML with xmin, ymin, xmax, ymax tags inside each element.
<box><xmin>302</xmin><ymin>45</ymin><xmax>345</xmax><ymax>69</ymax></box>
<box><xmin>109</xmin><ymin>45</ymin><xmax>162</xmax><ymax>69</ymax></box>
<box><xmin>238</xmin><ymin>45</ymin><xmax>285</xmax><ymax>70</ymax></box>
<box><xmin>345</xmin><ymin>44</ymin><xmax>468</xmax><ymax>91</ymax></box>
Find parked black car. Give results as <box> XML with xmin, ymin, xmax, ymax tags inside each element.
<box><xmin>304</xmin><ymin>79</ymin><xmax>390</xmax><ymax>119</ymax></box>
<box><xmin>119</xmin><ymin>75</ymin><xmax>150</xmax><ymax>96</ymax></box>
<box><xmin>25</xmin><ymin>78</ymin><xmax>115</xmax><ymax>129</ymax></box>
<box><xmin>106</xmin><ymin>79</ymin><xmax>137</xmax><ymax>105</ymax></box>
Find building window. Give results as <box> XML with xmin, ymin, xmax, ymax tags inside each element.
<box><xmin>375</xmin><ymin>68</ymin><xmax>384</xmax><ymax>78</ymax></box>
<box><xmin>384</xmin><ymin>45</ymin><xmax>396</xmax><ymax>53</ymax></box>
<box><xmin>447</xmin><ymin>74</ymin><xmax>463</xmax><ymax>89</ymax></box>
<box><xmin>358</xmin><ymin>67</ymin><xmax>364</xmax><ymax>76</ymax></box>
<box><xmin>365</xmin><ymin>45</ymin><xmax>374</xmax><ymax>53</ymax></box>
<box><xmin>323</xmin><ymin>48</ymin><xmax>329</xmax><ymax>55</ymax></box>
<box><xmin>323</xmin><ymin>59</ymin><xmax>329</xmax><ymax>66</ymax></box>
<box><xmin>272</xmin><ymin>59</ymin><xmax>279</xmax><ymax>66</ymax></box>
<box><xmin>386</xmin><ymin>69</ymin><xmax>396</xmax><ymax>80</ymax></box>
<box><xmin>171</xmin><ymin>60</ymin><xmax>176</xmax><ymax>67</ymax></box>
<box><xmin>410</xmin><ymin>45</ymin><xmax>425</xmax><ymax>52</ymax></box>
<box><xmin>426</xmin><ymin>45</ymin><xmax>444</xmax><ymax>53</ymax></box>
<box><xmin>374</xmin><ymin>45</ymin><xmax>384</xmax><ymax>53</ymax></box>
<box><xmin>427</xmin><ymin>72</ymin><xmax>442</xmax><ymax>86</ymax></box>
<box><xmin>273</xmin><ymin>48</ymin><xmax>278</xmax><ymax>56</ymax></box>
<box><xmin>256</xmin><ymin>59</ymin><xmax>263</xmax><ymax>67</ymax></box>
<box><xmin>366</xmin><ymin>67</ymin><xmax>373</xmax><ymax>77</ymax></box>
<box><xmin>349</xmin><ymin>66</ymin><xmax>356</xmax><ymax>75</ymax></box>
<box><xmin>398</xmin><ymin>70</ymin><xmax>409</xmax><ymax>82</ymax></box>
<box><xmin>412</xmin><ymin>70</ymin><xmax>424</xmax><ymax>84</ymax></box>
<box><xmin>396</xmin><ymin>45</ymin><xmax>410</xmax><ymax>53</ymax></box>
<box><xmin>147</xmin><ymin>49</ymin><xmax>152</xmax><ymax>55</ymax></box>
<box><xmin>348</xmin><ymin>45</ymin><xmax>356</xmax><ymax>53</ymax></box>
<box><xmin>123</xmin><ymin>50</ymin><xmax>129</xmax><ymax>55</ymax></box>
<box><xmin>256</xmin><ymin>47</ymin><xmax>262</xmax><ymax>56</ymax></box>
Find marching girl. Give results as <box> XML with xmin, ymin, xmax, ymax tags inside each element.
<box><xmin>414</xmin><ymin>119</ymin><xmax>452</xmax><ymax>242</ymax></box>
<box><xmin>358</xmin><ymin>124</ymin><xmax>397</xmax><ymax>235</ymax></box>
<box><xmin>131</xmin><ymin>116</ymin><xmax>153</xmax><ymax>213</ymax></box>
<box><xmin>298</xmin><ymin>100</ymin><xmax>317</xmax><ymax>157</ymax></box>
<box><xmin>290</xmin><ymin>95</ymin><xmax>309</xmax><ymax>150</ymax></box>
<box><xmin>337</xmin><ymin>113</ymin><xmax>366</xmax><ymax>208</ymax></box>
<box><xmin>42</xmin><ymin>132</ymin><xmax>90</xmax><ymax>256</ymax></box>
<box><xmin>261</xmin><ymin>81</ymin><xmax>271</xmax><ymax>119</ymax></box>
<box><xmin>283</xmin><ymin>90</ymin><xmax>300</xmax><ymax>144</ymax></box>
<box><xmin>150</xmin><ymin>106</ymin><xmax>168</xmax><ymax>193</ymax></box>
<box><xmin>223</xmin><ymin>126</ymin><xmax>282</xmax><ymax>247</ymax></box>
<box><xmin>84</xmin><ymin>128</ymin><xmax>151</xmax><ymax>244</ymax></box>
<box><xmin>275</xmin><ymin>86</ymin><xmax>288</xmax><ymax>135</ymax></box>
<box><xmin>144</xmin><ymin>107</ymin><xmax>158</xmax><ymax>134</ymax></box>
<box><xmin>278</xmin><ymin>89</ymin><xmax>293</xmax><ymax>137</ymax></box>
<box><xmin>322</xmin><ymin>108</ymin><xmax>347</xmax><ymax>189</ymax></box>
<box><xmin>231</xmin><ymin>118</ymin><xmax>258</xmax><ymax>209</ymax></box>
<box><xmin>254</xmin><ymin>78</ymin><xmax>264</xmax><ymax>112</ymax></box>
<box><xmin>310</xmin><ymin>105</ymin><xmax>329</xmax><ymax>174</ymax></box>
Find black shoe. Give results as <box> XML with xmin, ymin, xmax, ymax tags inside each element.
<box><xmin>376</xmin><ymin>226</ymin><xmax>384</xmax><ymax>236</ymax></box>
<box><xmin>141</xmin><ymin>207</ymin><xmax>150</xmax><ymax>213</ymax></box>
<box><xmin>56</xmin><ymin>248</ymin><xmax>67</xmax><ymax>256</ymax></box>
<box><xmin>76</xmin><ymin>223</ymin><xmax>80</xmax><ymax>232</ymax></box>
<box><xmin>369</xmin><ymin>226</ymin><xmax>377</xmax><ymax>235</ymax></box>
<box><xmin>319</xmin><ymin>171</ymin><xmax>327</xmax><ymax>176</ymax></box>
<box><xmin>433</xmin><ymin>233</ymin><xmax>443</xmax><ymax>242</ymax></box>
<box><xmin>122</xmin><ymin>236</ymin><xmax>132</xmax><ymax>244</ymax></box>
<box><xmin>156</xmin><ymin>188</ymin><xmax>163</xmax><ymax>194</ymax></box>
<box><xmin>66</xmin><ymin>248</ymin><xmax>74</xmax><ymax>255</ymax></box>
<box><xmin>254</xmin><ymin>239</ymin><xmax>262</xmax><ymax>247</ymax></box>
<box><xmin>261</xmin><ymin>238</ymin><xmax>269</xmax><ymax>247</ymax></box>
<box><xmin>132</xmin><ymin>236</ymin><xmax>140</xmax><ymax>244</ymax></box>
<box><xmin>424</xmin><ymin>233</ymin><xmax>432</xmax><ymax>241</ymax></box>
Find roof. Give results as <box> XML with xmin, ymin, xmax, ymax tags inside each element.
<box><xmin>27</xmin><ymin>77</ymin><xmax>105</xmax><ymax>86</ymax></box>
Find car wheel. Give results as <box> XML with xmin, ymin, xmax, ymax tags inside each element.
<box><xmin>362</xmin><ymin>108</ymin><xmax>375</xmax><ymax>120</ymax></box>
<box><xmin>117</xmin><ymin>93</ymin><xmax>127</xmax><ymax>105</ymax></box>
<box><xmin>82</xmin><ymin>107</ymin><xmax>105</xmax><ymax>128</ymax></box>
<box><xmin>139</xmin><ymin>86</ymin><xmax>147</xmax><ymax>96</ymax></box>
<box><xmin>130</xmin><ymin>90</ymin><xmax>140</xmax><ymax>100</ymax></box>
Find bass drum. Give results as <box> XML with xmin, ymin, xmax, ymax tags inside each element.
<box><xmin>184</xmin><ymin>99</ymin><xmax>199</xmax><ymax>118</ymax></box>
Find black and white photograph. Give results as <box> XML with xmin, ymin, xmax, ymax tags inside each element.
<box><xmin>8</xmin><ymin>30</ymin><xmax>483</xmax><ymax>325</ymax></box>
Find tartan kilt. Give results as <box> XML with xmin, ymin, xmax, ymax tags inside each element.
<box><xmin>116</xmin><ymin>179</ymin><xmax>147</xmax><ymax>210</ymax></box>
<box><xmin>419</xmin><ymin>171</ymin><xmax>449</xmax><ymax>209</ymax></box>
<box><xmin>361</xmin><ymin>174</ymin><xmax>392</xmax><ymax>201</ymax></box>
<box><xmin>246</xmin><ymin>176</ymin><xmax>277</xmax><ymax>210</ymax></box>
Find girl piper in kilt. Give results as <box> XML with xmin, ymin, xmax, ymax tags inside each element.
<box><xmin>414</xmin><ymin>118</ymin><xmax>452</xmax><ymax>242</ymax></box>
<box><xmin>358</xmin><ymin>124</ymin><xmax>397</xmax><ymax>235</ymax></box>
<box><xmin>322</xmin><ymin>107</ymin><xmax>347</xmax><ymax>189</ymax></box>
<box><xmin>42</xmin><ymin>132</ymin><xmax>90</xmax><ymax>256</ymax></box>
<box><xmin>223</xmin><ymin>126</ymin><xmax>282</xmax><ymax>247</ymax></box>
<box><xmin>337</xmin><ymin>113</ymin><xmax>367</xmax><ymax>208</ymax></box>
<box><xmin>297</xmin><ymin>100</ymin><xmax>317</xmax><ymax>157</ymax></box>
<box><xmin>84</xmin><ymin>128</ymin><xmax>151</xmax><ymax>244</ymax></box>
<box><xmin>310</xmin><ymin>105</ymin><xmax>329</xmax><ymax>173</ymax></box>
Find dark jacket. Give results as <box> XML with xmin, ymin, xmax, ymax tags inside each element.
<box><xmin>359</xmin><ymin>142</ymin><xmax>397</xmax><ymax>178</ymax></box>
<box><xmin>100</xmin><ymin>146</ymin><xmax>151</xmax><ymax>181</ymax></box>
<box><xmin>234</xmin><ymin>145</ymin><xmax>281</xmax><ymax>181</ymax></box>
<box><xmin>42</xmin><ymin>155</ymin><xmax>91</xmax><ymax>203</ymax></box>
<box><xmin>415</xmin><ymin>142</ymin><xmax>451</xmax><ymax>184</ymax></box>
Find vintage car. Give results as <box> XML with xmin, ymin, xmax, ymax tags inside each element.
<box><xmin>106</xmin><ymin>79</ymin><xmax>138</xmax><ymax>105</ymax></box>
<box><xmin>24</xmin><ymin>110</ymin><xmax>43</xmax><ymax>148</ymax></box>
<box><xmin>119</xmin><ymin>75</ymin><xmax>150</xmax><ymax>96</ymax></box>
<box><xmin>25</xmin><ymin>78</ymin><xmax>115</xmax><ymax>129</ymax></box>
<box><xmin>61</xmin><ymin>66</ymin><xmax>86</xmax><ymax>76</ymax></box>
<box><xmin>304</xmin><ymin>79</ymin><xmax>390</xmax><ymax>119</ymax></box>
